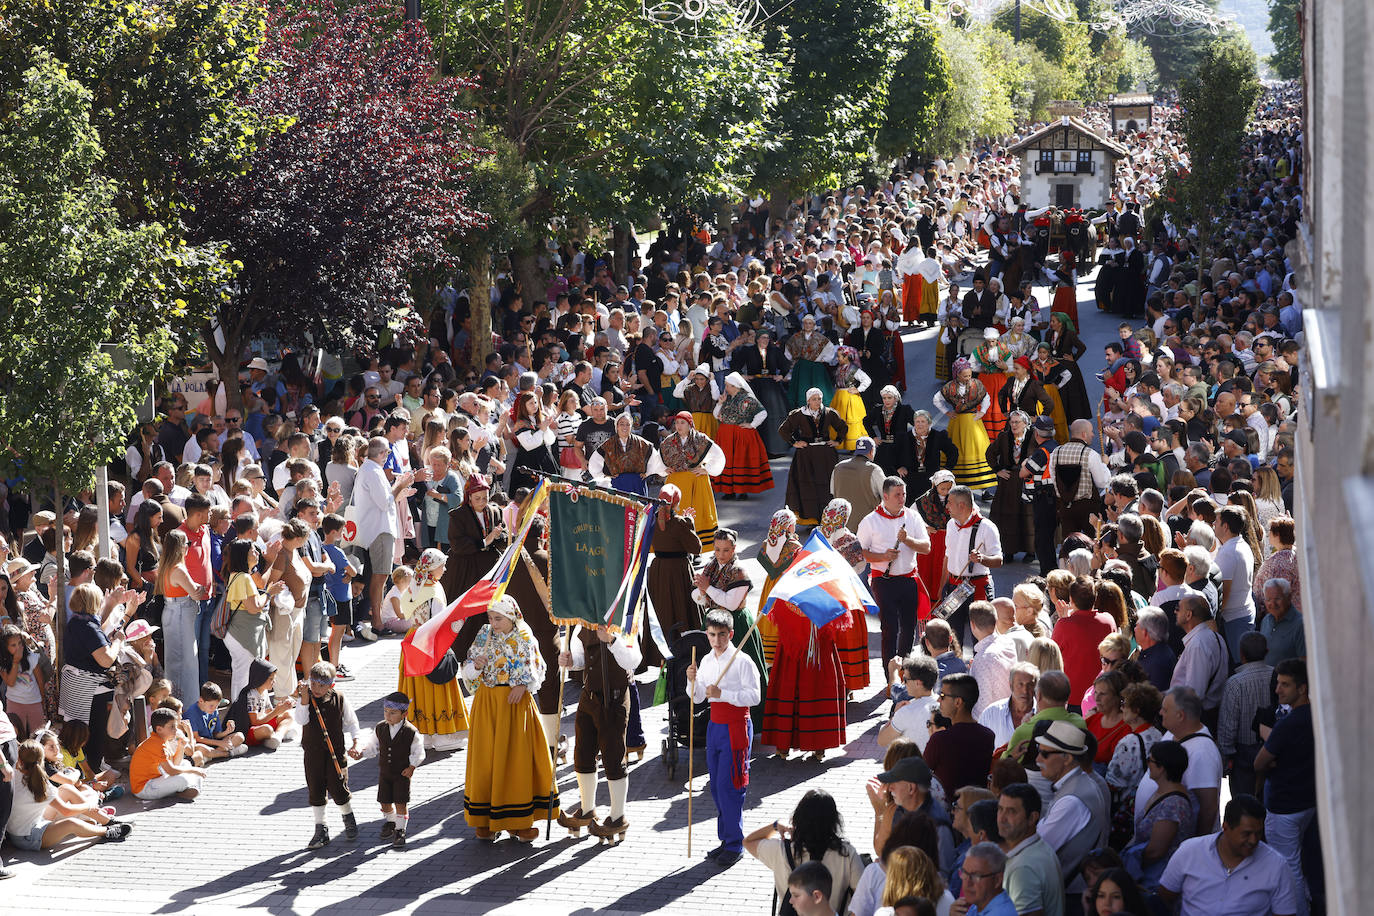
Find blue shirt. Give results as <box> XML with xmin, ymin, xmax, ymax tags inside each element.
<box><xmin>968</xmin><ymin>890</ymin><xmax>1018</xmax><ymax>916</ymax></box>
<box><xmin>322</xmin><ymin>543</ymin><xmax>353</xmax><ymax>601</ymax></box>
<box><xmin>185</xmin><ymin>704</ymin><xmax>222</xmax><ymax>740</ymax></box>
<box><xmin>936</xmin><ymin>650</ymin><xmax>968</xmax><ymax>682</ymax></box>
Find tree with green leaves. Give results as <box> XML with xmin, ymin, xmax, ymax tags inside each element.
<box><xmin>1267</xmin><ymin>0</ymin><xmax>1300</xmax><ymax>80</ymax></box>
<box><xmin>1165</xmin><ymin>35</ymin><xmax>1261</xmax><ymax>250</ymax></box>
<box><xmin>0</xmin><ymin>58</ymin><xmax>231</xmax><ymax>632</ymax></box>
<box><xmin>876</xmin><ymin>18</ymin><xmax>953</xmax><ymax>162</ymax></box>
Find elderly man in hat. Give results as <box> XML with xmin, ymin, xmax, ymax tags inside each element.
<box><xmin>1033</xmin><ymin>720</ymin><xmax>1110</xmax><ymax>880</ymax></box>
<box><xmin>829</xmin><ymin>436</ymin><xmax>885</xmax><ymax>530</ymax></box>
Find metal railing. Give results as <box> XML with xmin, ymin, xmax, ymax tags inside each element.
<box><xmin>1033</xmin><ymin>160</ymin><xmax>1096</xmax><ymax>175</ymax></box>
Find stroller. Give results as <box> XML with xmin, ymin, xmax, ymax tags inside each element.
<box><xmin>660</xmin><ymin>629</ymin><xmax>711</xmax><ymax>782</ymax></box>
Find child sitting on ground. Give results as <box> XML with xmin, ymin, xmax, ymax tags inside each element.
<box><xmin>156</xmin><ymin>696</ymin><xmax>207</xmax><ymax>768</ymax></box>
<box><xmin>227</xmin><ymin>658</ymin><xmax>298</xmax><ymax>749</ymax></box>
<box><xmin>130</xmin><ymin>707</ymin><xmax>208</xmax><ymax>801</ymax></box>
<box><xmin>185</xmin><ymin>681</ymin><xmax>248</xmax><ymax>759</ymax></box>
<box><xmin>34</xmin><ymin>729</ymin><xmax>104</xmax><ymax>809</ymax></box>
<box><xmin>379</xmin><ymin>565</ymin><xmax>417</xmax><ymax>635</ymax></box>
<box><xmin>58</xmin><ymin>720</ymin><xmax>124</xmax><ymax>800</ymax></box>
<box><xmin>143</xmin><ymin>678</ymin><xmax>173</xmax><ymax>733</ymax></box>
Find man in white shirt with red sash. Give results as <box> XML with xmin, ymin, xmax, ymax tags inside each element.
<box><xmin>857</xmin><ymin>476</ymin><xmax>932</xmax><ymax>665</ymax></box>
<box><xmin>939</xmin><ymin>485</ymin><xmax>1004</xmax><ymax>650</ymax></box>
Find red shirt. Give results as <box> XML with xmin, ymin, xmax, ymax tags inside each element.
<box><xmin>1052</xmin><ymin>610</ymin><xmax>1116</xmax><ymax>702</ymax></box>
<box><xmin>181</xmin><ymin>522</ymin><xmax>213</xmax><ymax>595</ymax></box>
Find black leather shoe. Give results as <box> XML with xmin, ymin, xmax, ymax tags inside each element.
<box><xmin>705</xmin><ymin>844</ymin><xmax>725</xmax><ymax>862</ymax></box>
<box><xmin>715</xmin><ymin>849</ymin><xmax>742</xmax><ymax>867</ymax></box>
<box><xmin>308</xmin><ymin>825</ymin><xmax>330</xmax><ymax>850</ymax></box>
<box><xmin>343</xmin><ymin>813</ymin><xmax>358</xmax><ymax>840</ymax></box>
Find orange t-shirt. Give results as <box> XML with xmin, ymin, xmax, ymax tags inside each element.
<box><xmin>130</xmin><ymin>734</ymin><xmax>173</xmax><ymax>794</ymax></box>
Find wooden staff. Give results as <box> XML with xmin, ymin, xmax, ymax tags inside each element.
<box><xmin>711</xmin><ymin>611</ymin><xmax>763</xmax><ymax>688</ymax></box>
<box><xmin>1095</xmin><ymin>402</ymin><xmax>1105</xmax><ymax>454</ymax></box>
<box><xmin>546</xmin><ymin>626</ymin><xmax>572</xmax><ymax>840</ymax></box>
<box><xmin>687</xmin><ymin>646</ymin><xmax>697</xmax><ymax>858</ymax></box>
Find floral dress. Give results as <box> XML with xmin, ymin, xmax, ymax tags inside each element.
<box><xmin>19</xmin><ymin>586</ymin><xmax>58</xmax><ymax>719</ymax></box>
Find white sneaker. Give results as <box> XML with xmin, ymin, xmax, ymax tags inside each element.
<box><xmin>263</xmin><ymin>735</ymin><xmax>281</xmax><ymax>750</ymax></box>
<box><xmin>229</xmin><ymin>743</ymin><xmax>249</xmax><ymax>758</ymax></box>
<box><xmin>356</xmin><ymin>622</ymin><xmax>379</xmax><ymax>642</ymax></box>
<box><xmin>432</xmin><ymin>733</ymin><xmax>466</xmax><ymax>752</ymax></box>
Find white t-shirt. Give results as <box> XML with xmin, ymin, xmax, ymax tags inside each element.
<box><xmin>6</xmin><ymin>779</ymin><xmax>53</xmax><ymax>837</ymax></box>
<box><xmin>5</xmin><ymin>652</ymin><xmax>43</xmax><ymax>704</ymax></box>
<box><xmin>1133</xmin><ymin>728</ymin><xmax>1223</xmax><ymax>833</ymax></box>
<box><xmin>1213</xmin><ymin>537</ymin><xmax>1256</xmax><ymax>623</ymax></box>
<box><xmin>856</xmin><ymin>507</ymin><xmax>929</xmax><ymax>577</ymax></box>
<box><xmin>890</xmin><ymin>694</ymin><xmax>939</xmax><ymax>752</ymax></box>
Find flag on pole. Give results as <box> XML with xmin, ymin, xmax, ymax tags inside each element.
<box><xmin>760</xmin><ymin>530</ymin><xmax>877</xmax><ymax>630</ymax></box>
<box><xmin>401</xmin><ymin>479</ymin><xmax>549</xmax><ymax>676</ymax></box>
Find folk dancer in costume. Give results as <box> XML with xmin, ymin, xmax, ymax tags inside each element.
<box><xmin>759</xmin><ymin>572</ymin><xmax>848</xmax><ymax>762</ymax></box>
<box><xmin>691</xmin><ymin>528</ymin><xmax>768</xmax><ymax>712</ymax></box>
<box><xmin>461</xmin><ymin>596</ymin><xmax>558</xmax><ymax>843</ymax></box>
<box><xmin>556</xmin><ymin>624</ymin><xmax>643</xmax><ymax>844</ymax></box>
<box><xmin>936</xmin><ymin>485</ymin><xmax>1003</xmax><ymax>650</ymax></box>
<box><xmin>587</xmin><ymin>412</ymin><xmax>666</xmax><ymax>497</ymax></box>
<box><xmin>296</xmin><ymin>661</ymin><xmax>364</xmax><ymax>850</ymax></box>
<box><xmin>876</xmin><ymin>295</ymin><xmax>908</xmax><ymax>392</ymax></box>
<box><xmin>729</xmin><ymin>327</ymin><xmax>791</xmax><ymax>457</ymax></box>
<box><xmin>985</xmin><ymin>411</ymin><xmax>1036</xmax><ymax>565</ymax></box>
<box><xmin>1041</xmin><ymin>326</ymin><xmax>1092</xmax><ymax>423</ymax></box>
<box><xmin>867</xmin><ymin>385</ymin><xmax>915</xmax><ymax>487</ymax></box>
<box><xmin>501</xmin><ymin>516</ymin><xmax>566</xmax><ymax>759</ymax></box>
<box><xmin>754</xmin><ymin>510</ymin><xmax>802</xmax><ymax>672</ymax></box>
<box><xmin>443</xmin><ymin>476</ymin><xmax>510</xmax><ymax>662</ymax></box>
<box><xmin>935</xmin><ymin>283</ymin><xmax>965</xmax><ymax>382</ymax></box>
<box><xmin>843</xmin><ymin>313</ymin><xmax>887</xmax><ymax>412</ymax></box>
<box><xmin>916</xmin><ymin>252</ymin><xmax>943</xmax><ymax>327</ymax></box>
<box><xmin>396</xmin><ymin>549</ymin><xmax>469</xmax><ymax>751</ymax></box>
<box><xmin>897</xmin><ymin>243</ymin><xmax>926</xmax><ymax>325</ymax></box>
<box><xmin>972</xmin><ymin>327</ymin><xmax>1013</xmax><ymax>442</ymax></box>
<box><xmin>913</xmin><ymin>469</ymin><xmax>957</xmax><ymax>613</ymax></box>
<box><xmin>934</xmin><ymin>358</ymin><xmax>997</xmax><ymax>492</ymax></box>
<box><xmin>830</xmin><ymin>347</ymin><xmax>871</xmax><ymax>448</ymax></box>
<box><xmin>999</xmin><ymin>356</ymin><xmax>1053</xmax><ymax>423</ymax></box>
<box><xmin>686</xmin><ymin>610</ymin><xmax>762</xmax><ymax>869</ymax></box>
<box><xmin>644</xmin><ymin>484</ymin><xmax>703</xmax><ymax>654</ymax></box>
<box><xmin>672</xmin><ymin>365</ymin><xmax>719</xmax><ymax>439</ymax></box>
<box><xmin>784</xmin><ymin>314</ymin><xmax>836</xmax><ymax>409</ymax></box>
<box><xmin>907</xmin><ymin>408</ymin><xmax>961</xmax><ymax>504</ymax></box>
<box><xmin>712</xmin><ymin>373</ymin><xmax>774</xmax><ymax>501</ymax></box>
<box><xmin>1050</xmin><ymin>245</ymin><xmax>1081</xmax><ymax>329</ymax></box>
<box><xmin>778</xmin><ymin>389</ymin><xmax>847</xmax><ymax>525</ymax></box>
<box><xmin>1031</xmin><ymin>342</ymin><xmax>1073</xmax><ymax>443</ymax></box>
<box><xmin>1022</xmin><ymin>416</ymin><xmax>1061</xmax><ymax>575</ymax></box>
<box><xmin>661</xmin><ymin>412</ymin><xmax>726</xmax><ymax>552</ymax></box>
<box><xmin>857</xmin><ymin>476</ymin><xmax>931</xmax><ymax>663</ymax></box>
<box><xmin>372</xmin><ymin>691</ymin><xmax>424</xmax><ymax>849</ymax></box>
<box><xmin>1001</xmin><ymin>316</ymin><xmax>1036</xmax><ymax>360</ymax></box>
<box><xmin>1050</xmin><ymin>419</ymin><xmax>1110</xmax><ymax>537</ymax></box>
<box><xmin>818</xmin><ymin>498</ymin><xmax>871</xmax><ymax>693</ymax></box>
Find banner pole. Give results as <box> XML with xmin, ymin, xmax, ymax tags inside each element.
<box><xmin>712</xmin><ymin>611</ymin><xmax>764</xmax><ymax>689</ymax></box>
<box><xmin>547</xmin><ymin>626</ymin><xmax>571</xmax><ymax>841</ymax></box>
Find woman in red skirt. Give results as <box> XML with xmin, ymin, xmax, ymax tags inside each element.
<box><xmin>712</xmin><ymin>372</ymin><xmax>774</xmax><ymax>500</ymax></box>
<box><xmin>818</xmin><ymin>498</ymin><xmax>871</xmax><ymax>694</ymax></box>
<box><xmin>760</xmin><ymin>595</ymin><xmax>847</xmax><ymax>762</ymax></box>
<box><xmin>913</xmin><ymin>469</ymin><xmax>956</xmax><ymax>624</ymax></box>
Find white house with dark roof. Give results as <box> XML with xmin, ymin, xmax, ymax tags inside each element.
<box><xmin>1008</xmin><ymin>116</ymin><xmax>1128</xmax><ymax>211</ymax></box>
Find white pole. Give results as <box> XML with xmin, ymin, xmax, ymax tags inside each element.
<box><xmin>96</xmin><ymin>463</ymin><xmax>111</xmax><ymax>561</ymax></box>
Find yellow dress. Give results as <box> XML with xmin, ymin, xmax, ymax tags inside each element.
<box><xmin>397</xmin><ymin>586</ymin><xmax>470</xmax><ymax>735</ymax></box>
<box><xmin>829</xmin><ymin>389</ymin><xmax>868</xmax><ymax>451</ymax></box>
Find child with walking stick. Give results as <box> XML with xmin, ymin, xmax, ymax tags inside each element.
<box><xmin>293</xmin><ymin>661</ymin><xmax>364</xmax><ymax>850</ymax></box>
<box><xmin>685</xmin><ymin>609</ymin><xmax>761</xmax><ymax>868</ymax></box>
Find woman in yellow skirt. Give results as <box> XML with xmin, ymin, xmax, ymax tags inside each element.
<box><xmin>660</xmin><ymin>412</ymin><xmax>726</xmax><ymax>552</ymax></box>
<box><xmin>462</xmin><ymin>595</ymin><xmax>559</xmax><ymax>842</ymax></box>
<box><xmin>934</xmin><ymin>357</ymin><xmax>997</xmax><ymax>491</ymax></box>
<box><xmin>397</xmin><ymin>549</ymin><xmax>469</xmax><ymax>751</ymax></box>
<box><xmin>829</xmin><ymin>347</ymin><xmax>870</xmax><ymax>451</ymax></box>
<box><xmin>754</xmin><ymin>509</ymin><xmax>802</xmax><ymax>671</ymax></box>
<box><xmin>1032</xmin><ymin>342</ymin><xmax>1072</xmax><ymax>444</ymax></box>
<box><xmin>672</xmin><ymin>364</ymin><xmax>719</xmax><ymax>438</ymax></box>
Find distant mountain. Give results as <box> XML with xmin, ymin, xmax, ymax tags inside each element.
<box><xmin>1218</xmin><ymin>0</ymin><xmax>1274</xmax><ymax>62</ymax></box>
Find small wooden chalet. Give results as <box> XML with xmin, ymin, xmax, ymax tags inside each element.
<box><xmin>1008</xmin><ymin>117</ymin><xmax>1128</xmax><ymax>211</ymax></box>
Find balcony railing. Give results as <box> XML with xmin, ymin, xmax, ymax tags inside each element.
<box><xmin>1034</xmin><ymin>160</ymin><xmax>1096</xmax><ymax>175</ymax></box>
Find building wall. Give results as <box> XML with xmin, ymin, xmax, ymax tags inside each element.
<box><xmin>1297</xmin><ymin>1</ymin><xmax>1374</xmax><ymax>913</ymax></box>
<box><xmin>1017</xmin><ymin>153</ymin><xmax>1114</xmax><ymax>210</ymax></box>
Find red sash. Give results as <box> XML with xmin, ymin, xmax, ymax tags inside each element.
<box><xmin>709</xmin><ymin>701</ymin><xmax>750</xmax><ymax>789</ymax></box>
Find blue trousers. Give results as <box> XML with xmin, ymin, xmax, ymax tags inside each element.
<box><xmin>706</xmin><ymin>718</ymin><xmax>751</xmax><ymax>853</ymax></box>
<box><xmin>195</xmin><ymin>597</ymin><xmax>216</xmax><ymax>687</ymax></box>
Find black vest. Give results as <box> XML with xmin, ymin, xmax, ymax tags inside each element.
<box><xmin>304</xmin><ymin>690</ymin><xmax>347</xmax><ymax>764</ymax></box>
<box><xmin>375</xmin><ymin>720</ymin><xmax>418</xmax><ymax>779</ymax></box>
<box><xmin>579</xmin><ymin>630</ymin><xmax>630</xmax><ymax>699</ymax></box>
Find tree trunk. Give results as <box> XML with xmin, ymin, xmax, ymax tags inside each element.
<box><xmin>469</xmin><ymin>246</ymin><xmax>494</xmax><ymax>369</ymax></box>
<box><xmin>512</xmin><ymin>245</ymin><xmax>544</xmax><ymax>311</ymax></box>
<box><xmin>211</xmin><ymin>346</ymin><xmax>245</xmax><ymax>416</ymax></box>
<box><xmin>53</xmin><ymin>481</ymin><xmax>67</xmax><ymax>672</ymax></box>
<box><xmin>612</xmin><ymin>225</ymin><xmax>631</xmax><ymax>288</ymax></box>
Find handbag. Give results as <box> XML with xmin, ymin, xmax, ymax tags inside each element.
<box><xmin>210</xmin><ymin>573</ymin><xmax>244</xmax><ymax>640</ymax></box>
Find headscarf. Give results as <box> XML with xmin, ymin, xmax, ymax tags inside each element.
<box><xmin>691</xmin><ymin>363</ymin><xmax>711</xmax><ymax>381</ymax></box>
<box><xmin>880</xmin><ymin>385</ymin><xmax>902</xmax><ymax>402</ymax></box>
<box><xmin>723</xmin><ymin>371</ymin><xmax>754</xmax><ymax>399</ymax></box>
<box><xmin>764</xmin><ymin>508</ymin><xmax>797</xmax><ymax>564</ymax></box>
<box><xmin>464</xmin><ymin>474</ymin><xmax>491</xmax><ymax>498</ymax></box>
<box><xmin>837</xmin><ymin>345</ymin><xmax>859</xmax><ymax>363</ymax></box>
<box><xmin>1051</xmin><ymin>311</ymin><xmax>1078</xmax><ymax>335</ymax></box>
<box><xmin>414</xmin><ymin>548</ymin><xmax>446</xmax><ymax>588</ymax></box>
<box><xmin>952</xmin><ymin>356</ymin><xmax>972</xmax><ymax>377</ymax></box>
<box><xmin>657</xmin><ymin>483</ymin><xmax>682</xmax><ymax>529</ymax></box>
<box><xmin>819</xmin><ymin>499</ymin><xmax>851</xmax><ymax>539</ymax></box>
<box><xmin>1014</xmin><ymin>355</ymin><xmax>1033</xmax><ymax>371</ymax></box>
<box><xmin>490</xmin><ymin>594</ymin><xmax>522</xmax><ymax>621</ymax></box>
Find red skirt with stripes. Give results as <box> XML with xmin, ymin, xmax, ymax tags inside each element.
<box><xmin>714</xmin><ymin>423</ymin><xmax>775</xmax><ymax>495</ymax></box>
<box><xmin>761</xmin><ymin>605</ymin><xmax>847</xmax><ymax>752</ymax></box>
<box><xmin>834</xmin><ymin>607</ymin><xmax>871</xmax><ymax>691</ymax></box>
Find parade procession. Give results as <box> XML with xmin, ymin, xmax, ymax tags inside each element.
<box><xmin>1</xmin><ymin>0</ymin><xmax>1341</xmax><ymax>912</ymax></box>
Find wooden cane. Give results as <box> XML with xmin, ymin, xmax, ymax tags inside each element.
<box><xmin>687</xmin><ymin>646</ymin><xmax>697</xmax><ymax>858</ymax></box>
<box><xmin>546</xmin><ymin>626</ymin><xmax>572</xmax><ymax>840</ymax></box>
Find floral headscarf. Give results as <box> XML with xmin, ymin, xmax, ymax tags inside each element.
<box><xmin>414</xmin><ymin>548</ymin><xmax>446</xmax><ymax>588</ymax></box>
<box><xmin>765</xmin><ymin>508</ymin><xmax>797</xmax><ymax>548</ymax></box>
<box><xmin>819</xmin><ymin>499</ymin><xmax>851</xmax><ymax>539</ymax></box>
<box><xmin>837</xmin><ymin>345</ymin><xmax>860</xmax><ymax>364</ymax></box>
<box><xmin>952</xmin><ymin>356</ymin><xmax>972</xmax><ymax>377</ymax></box>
